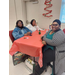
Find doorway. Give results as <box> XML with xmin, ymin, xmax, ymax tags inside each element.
<box><xmin>24</xmin><ymin>0</ymin><xmax>39</xmax><ymax>25</ymax></box>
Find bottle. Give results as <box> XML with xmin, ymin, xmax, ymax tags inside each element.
<box><xmin>39</xmin><ymin>30</ymin><xmax>41</xmax><ymax>34</ymax></box>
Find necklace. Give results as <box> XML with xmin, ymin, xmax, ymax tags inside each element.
<box><xmin>49</xmin><ymin>31</ymin><xmax>54</xmax><ymax>35</ymax></box>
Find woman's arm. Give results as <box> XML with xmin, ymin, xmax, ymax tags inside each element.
<box><xmin>43</xmin><ymin>30</ymin><xmax>65</xmax><ymax>46</ymax></box>
<box><xmin>12</xmin><ymin>28</ymin><xmax>24</xmax><ymax>40</ymax></box>
<box><xmin>26</xmin><ymin>24</ymin><xmax>36</xmax><ymax>32</ymax></box>
<box><xmin>24</xmin><ymin>27</ymin><xmax>32</xmax><ymax>33</ymax></box>
<box><xmin>36</xmin><ymin>26</ymin><xmax>42</xmax><ymax>30</ymax></box>
<box><xmin>41</xmin><ymin>30</ymin><xmax>50</xmax><ymax>40</ymax></box>
<box><xmin>34</xmin><ymin>25</ymin><xmax>42</xmax><ymax>30</ymax></box>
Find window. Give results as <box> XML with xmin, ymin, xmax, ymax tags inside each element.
<box><xmin>60</xmin><ymin>0</ymin><xmax>65</xmax><ymax>23</ymax></box>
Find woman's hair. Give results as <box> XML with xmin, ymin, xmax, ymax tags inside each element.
<box><xmin>30</xmin><ymin>19</ymin><xmax>36</xmax><ymax>25</ymax></box>
<box><xmin>53</xmin><ymin>19</ymin><xmax>61</xmax><ymax>26</ymax></box>
<box><xmin>16</xmin><ymin>20</ymin><xmax>24</xmax><ymax>28</ymax></box>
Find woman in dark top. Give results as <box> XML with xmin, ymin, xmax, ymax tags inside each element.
<box><xmin>30</xmin><ymin>19</ymin><xmax>65</xmax><ymax>75</ymax></box>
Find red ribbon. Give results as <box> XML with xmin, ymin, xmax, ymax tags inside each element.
<box><xmin>43</xmin><ymin>0</ymin><xmax>53</xmax><ymax>17</ymax></box>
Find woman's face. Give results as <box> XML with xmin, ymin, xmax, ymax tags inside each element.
<box><xmin>32</xmin><ymin>20</ymin><xmax>36</xmax><ymax>26</ymax></box>
<box><xmin>52</xmin><ymin>22</ymin><xmax>61</xmax><ymax>32</ymax></box>
<box><xmin>18</xmin><ymin>21</ymin><xmax>22</xmax><ymax>27</ymax></box>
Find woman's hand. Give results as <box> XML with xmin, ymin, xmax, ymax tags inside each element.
<box><xmin>42</xmin><ymin>41</ymin><xmax>46</xmax><ymax>45</ymax></box>
<box><xmin>41</xmin><ymin>36</ymin><xmax>44</xmax><ymax>40</ymax></box>
<box><xmin>27</xmin><ymin>32</ymin><xmax>31</xmax><ymax>35</ymax></box>
<box><xmin>24</xmin><ymin>32</ymin><xmax>31</xmax><ymax>36</ymax></box>
<box><xmin>41</xmin><ymin>36</ymin><xmax>43</xmax><ymax>39</ymax></box>
<box><xmin>35</xmin><ymin>23</ymin><xmax>37</xmax><ymax>26</ymax></box>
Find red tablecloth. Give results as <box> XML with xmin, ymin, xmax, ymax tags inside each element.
<box><xmin>9</xmin><ymin>30</ymin><xmax>47</xmax><ymax>67</ymax></box>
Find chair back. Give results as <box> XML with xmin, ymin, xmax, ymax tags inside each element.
<box><xmin>9</xmin><ymin>30</ymin><xmax>14</xmax><ymax>43</ymax></box>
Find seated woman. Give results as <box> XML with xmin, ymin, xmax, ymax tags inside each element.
<box><xmin>26</xmin><ymin>19</ymin><xmax>42</xmax><ymax>32</ymax></box>
<box><xmin>12</xmin><ymin>20</ymin><xmax>32</xmax><ymax>40</ymax></box>
<box><xmin>30</xmin><ymin>19</ymin><xmax>65</xmax><ymax>75</ymax></box>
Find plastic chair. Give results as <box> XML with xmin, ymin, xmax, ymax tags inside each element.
<box><xmin>63</xmin><ymin>29</ymin><xmax>65</xmax><ymax>34</ymax></box>
<box><xmin>9</xmin><ymin>30</ymin><xmax>14</xmax><ymax>43</ymax></box>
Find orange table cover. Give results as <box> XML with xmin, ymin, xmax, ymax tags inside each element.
<box><xmin>9</xmin><ymin>30</ymin><xmax>47</xmax><ymax>67</ymax></box>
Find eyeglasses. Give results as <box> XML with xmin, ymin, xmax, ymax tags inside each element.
<box><xmin>18</xmin><ymin>23</ymin><xmax>22</xmax><ymax>24</ymax></box>
<box><xmin>52</xmin><ymin>24</ymin><xmax>58</xmax><ymax>26</ymax></box>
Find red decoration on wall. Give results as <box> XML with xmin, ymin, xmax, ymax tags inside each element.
<box><xmin>43</xmin><ymin>0</ymin><xmax>53</xmax><ymax>18</ymax></box>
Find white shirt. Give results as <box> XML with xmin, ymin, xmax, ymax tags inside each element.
<box><xmin>26</xmin><ymin>24</ymin><xmax>42</xmax><ymax>32</ymax></box>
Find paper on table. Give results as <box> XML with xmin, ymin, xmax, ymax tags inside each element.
<box><xmin>24</xmin><ymin>37</ymin><xmax>29</xmax><ymax>39</ymax></box>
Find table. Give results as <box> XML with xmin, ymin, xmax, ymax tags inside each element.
<box><xmin>9</xmin><ymin>30</ymin><xmax>47</xmax><ymax>68</ymax></box>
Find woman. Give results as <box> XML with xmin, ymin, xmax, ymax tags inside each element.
<box><xmin>26</xmin><ymin>19</ymin><xmax>42</xmax><ymax>32</ymax></box>
<box><xmin>30</xmin><ymin>19</ymin><xmax>65</xmax><ymax>75</ymax></box>
<box><xmin>12</xmin><ymin>20</ymin><xmax>32</xmax><ymax>40</ymax></box>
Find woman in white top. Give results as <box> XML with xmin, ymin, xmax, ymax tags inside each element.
<box><xmin>26</xmin><ymin>19</ymin><xmax>42</xmax><ymax>32</ymax></box>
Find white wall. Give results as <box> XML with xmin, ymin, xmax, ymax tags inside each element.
<box><xmin>9</xmin><ymin>0</ymin><xmax>65</xmax><ymax>30</ymax></box>
<box><xmin>9</xmin><ymin>0</ymin><xmax>26</xmax><ymax>30</ymax></box>
<box><xmin>26</xmin><ymin>1</ymin><xmax>39</xmax><ymax>24</ymax></box>
<box><xmin>26</xmin><ymin>0</ymin><xmax>65</xmax><ymax>29</ymax></box>
<box><xmin>15</xmin><ymin>0</ymin><xmax>26</xmax><ymax>25</ymax></box>
<box><xmin>9</xmin><ymin>0</ymin><xmax>17</xmax><ymax>30</ymax></box>
<box><xmin>39</xmin><ymin>0</ymin><xmax>62</xmax><ymax>28</ymax></box>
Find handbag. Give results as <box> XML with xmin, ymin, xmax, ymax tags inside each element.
<box><xmin>25</xmin><ymin>58</ymin><xmax>37</xmax><ymax>73</ymax></box>
<box><xmin>12</xmin><ymin>51</ymin><xmax>29</xmax><ymax>65</ymax></box>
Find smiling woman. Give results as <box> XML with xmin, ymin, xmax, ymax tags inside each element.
<box><xmin>51</xmin><ymin>19</ymin><xmax>61</xmax><ymax>32</ymax></box>
<box><xmin>30</xmin><ymin>19</ymin><xmax>65</xmax><ymax>75</ymax></box>
<box><xmin>16</xmin><ymin>20</ymin><xmax>24</xmax><ymax>28</ymax></box>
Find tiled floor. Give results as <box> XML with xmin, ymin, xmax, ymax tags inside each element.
<box><xmin>9</xmin><ymin>54</ymin><xmax>52</xmax><ymax>75</ymax></box>
<box><xmin>9</xmin><ymin>39</ymin><xmax>52</xmax><ymax>75</ymax></box>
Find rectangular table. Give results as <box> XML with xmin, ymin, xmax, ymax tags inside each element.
<box><xmin>9</xmin><ymin>30</ymin><xmax>47</xmax><ymax>67</ymax></box>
